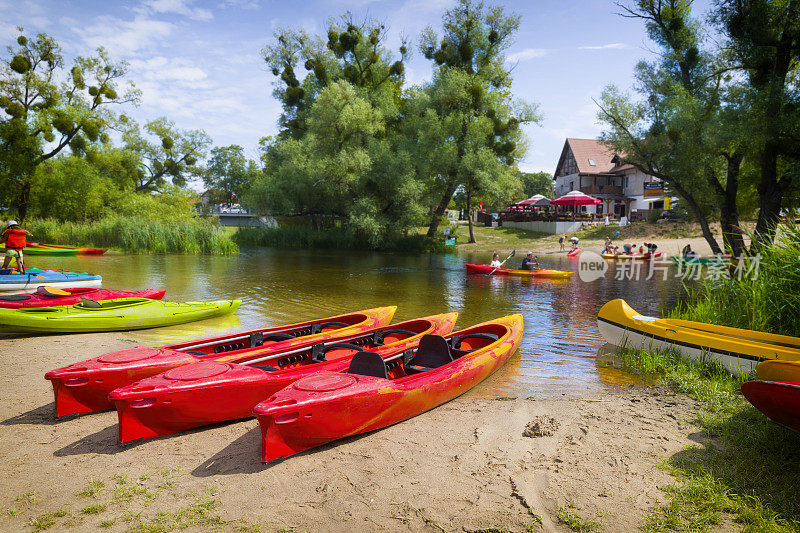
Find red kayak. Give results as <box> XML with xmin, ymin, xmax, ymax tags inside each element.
<box><xmin>0</xmin><ymin>287</ymin><xmax>165</xmax><ymax>309</ymax></box>
<box><xmin>110</xmin><ymin>313</ymin><xmax>458</xmax><ymax>442</ymax></box>
<box><xmin>741</xmin><ymin>380</ymin><xmax>800</xmax><ymax>434</ymax></box>
<box><xmin>254</xmin><ymin>314</ymin><xmax>524</xmax><ymax>462</ymax></box>
<box><xmin>45</xmin><ymin>306</ymin><xmax>396</xmax><ymax>417</ymax></box>
<box><xmin>568</xmin><ymin>247</ymin><xmax>581</xmax><ymax>257</ymax></box>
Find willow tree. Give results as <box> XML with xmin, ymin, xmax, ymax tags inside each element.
<box><xmin>714</xmin><ymin>0</ymin><xmax>800</xmax><ymax>246</ymax></box>
<box><xmin>0</xmin><ymin>29</ymin><xmax>138</xmax><ymax>220</ymax></box>
<box><xmin>122</xmin><ymin>117</ymin><xmax>210</xmax><ymax>193</ymax></box>
<box><xmin>251</xmin><ymin>16</ymin><xmax>424</xmax><ymax>245</ymax></box>
<box><xmin>417</xmin><ymin>0</ymin><xmax>539</xmax><ymax>242</ymax></box>
<box><xmin>597</xmin><ymin>0</ymin><xmax>753</xmax><ymax>256</ymax></box>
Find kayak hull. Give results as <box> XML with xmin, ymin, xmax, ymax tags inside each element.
<box><xmin>27</xmin><ymin>243</ymin><xmax>108</xmax><ymax>255</ymax></box>
<box><xmin>0</xmin><ymin>271</ymin><xmax>102</xmax><ymax>293</ymax></box>
<box><xmin>568</xmin><ymin>247</ymin><xmax>581</xmax><ymax>257</ymax></box>
<box><xmin>756</xmin><ymin>360</ymin><xmax>800</xmax><ymax>382</ymax></box>
<box><xmin>465</xmin><ymin>264</ymin><xmax>573</xmax><ymax>278</ymax></box>
<box><xmin>255</xmin><ymin>315</ymin><xmax>524</xmax><ymax>462</ymax></box>
<box><xmin>597</xmin><ymin>299</ymin><xmax>800</xmax><ymax>374</ymax></box>
<box><xmin>0</xmin><ymin>288</ymin><xmax>165</xmax><ymax>309</ymax></box>
<box><xmin>110</xmin><ymin>313</ymin><xmax>458</xmax><ymax>442</ymax></box>
<box><xmin>45</xmin><ymin>307</ymin><xmax>397</xmax><ymax>416</ymax></box>
<box><xmin>741</xmin><ymin>380</ymin><xmax>800</xmax><ymax>434</ymax></box>
<box><xmin>0</xmin><ymin>298</ymin><xmax>239</xmax><ymax>334</ymax></box>
<box><xmin>0</xmin><ymin>244</ymin><xmax>79</xmax><ymax>256</ymax></box>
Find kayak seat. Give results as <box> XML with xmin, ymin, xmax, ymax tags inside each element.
<box><xmin>347</xmin><ymin>351</ymin><xmax>388</xmax><ymax>379</ymax></box>
<box><xmin>405</xmin><ymin>335</ymin><xmax>453</xmax><ymax>375</ymax></box>
<box><xmin>310</xmin><ymin>321</ymin><xmax>350</xmax><ymax>334</ymax></box>
<box><xmin>322</xmin><ymin>342</ymin><xmax>365</xmax><ymax>356</ymax></box>
<box><xmin>263</xmin><ymin>333</ymin><xmax>295</xmax><ymax>342</ymax></box>
<box><xmin>184</xmin><ymin>350</ymin><xmax>207</xmax><ymax>356</ymax></box>
<box><xmin>250</xmin><ymin>331</ymin><xmax>264</xmax><ymax>347</ymax></box>
<box><xmin>251</xmin><ymin>364</ymin><xmax>279</xmax><ymax>372</ymax></box>
<box><xmin>81</xmin><ymin>298</ymin><xmax>103</xmax><ymax>309</ymax></box>
<box><xmin>373</xmin><ymin>328</ymin><xmax>417</xmax><ymax>345</ymax></box>
<box><xmin>450</xmin><ymin>333</ymin><xmax>499</xmax><ymax>352</ymax></box>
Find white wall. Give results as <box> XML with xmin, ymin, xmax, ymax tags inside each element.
<box><xmin>554</xmin><ymin>173</ymin><xmax>579</xmax><ymax>196</ymax></box>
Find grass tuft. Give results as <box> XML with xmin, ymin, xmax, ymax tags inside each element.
<box><xmin>557</xmin><ymin>505</ymin><xmax>602</xmax><ymax>532</ymax></box>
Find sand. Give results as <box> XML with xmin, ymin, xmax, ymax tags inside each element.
<box><xmin>0</xmin><ymin>332</ymin><xmax>705</xmax><ymax>532</ymax></box>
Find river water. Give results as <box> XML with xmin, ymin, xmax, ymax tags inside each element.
<box><xmin>30</xmin><ymin>248</ymin><xmax>691</xmax><ymax>399</ymax></box>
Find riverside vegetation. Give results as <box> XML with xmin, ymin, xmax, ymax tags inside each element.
<box><xmin>618</xmin><ymin>223</ymin><xmax>800</xmax><ymax>531</ymax></box>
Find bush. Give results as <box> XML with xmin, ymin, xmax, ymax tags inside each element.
<box><xmin>647</xmin><ymin>208</ymin><xmax>663</xmax><ymax>223</ymax></box>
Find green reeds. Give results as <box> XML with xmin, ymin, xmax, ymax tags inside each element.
<box><xmin>671</xmin><ymin>221</ymin><xmax>800</xmax><ymax>337</ymax></box>
<box><xmin>23</xmin><ymin>217</ymin><xmax>238</xmax><ymax>255</ymax></box>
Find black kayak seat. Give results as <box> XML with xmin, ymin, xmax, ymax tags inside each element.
<box><xmin>80</xmin><ymin>298</ymin><xmax>103</xmax><ymax>309</ymax></box>
<box><xmin>450</xmin><ymin>332</ymin><xmax>499</xmax><ymax>351</ymax></box>
<box><xmin>184</xmin><ymin>350</ymin><xmax>206</xmax><ymax>356</ymax></box>
<box><xmin>263</xmin><ymin>333</ymin><xmax>295</xmax><ymax>342</ymax></box>
<box><xmin>347</xmin><ymin>351</ymin><xmax>388</xmax><ymax>379</ymax></box>
<box><xmin>373</xmin><ymin>328</ymin><xmax>417</xmax><ymax>345</ymax></box>
<box><xmin>251</xmin><ymin>364</ymin><xmax>279</xmax><ymax>372</ymax></box>
<box><xmin>406</xmin><ymin>334</ymin><xmax>453</xmax><ymax>375</ymax></box>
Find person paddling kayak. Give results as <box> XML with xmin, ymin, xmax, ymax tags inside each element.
<box><xmin>520</xmin><ymin>252</ymin><xmax>539</xmax><ymax>270</ymax></box>
<box><xmin>1</xmin><ymin>221</ymin><xmax>32</xmax><ymax>274</ymax></box>
<box><xmin>490</xmin><ymin>253</ymin><xmax>503</xmax><ymax>268</ymax></box>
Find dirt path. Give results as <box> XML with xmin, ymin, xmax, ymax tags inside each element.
<box><xmin>0</xmin><ymin>333</ymin><xmax>702</xmax><ymax>532</ymax></box>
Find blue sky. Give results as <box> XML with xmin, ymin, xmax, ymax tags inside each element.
<box><xmin>0</xmin><ymin>0</ymin><xmax>714</xmax><ymax>175</ymax></box>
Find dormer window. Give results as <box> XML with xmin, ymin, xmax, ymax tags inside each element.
<box><xmin>588</xmin><ymin>158</ymin><xmax>596</xmax><ymax>166</ymax></box>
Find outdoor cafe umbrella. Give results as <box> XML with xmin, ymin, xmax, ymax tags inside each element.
<box><xmin>551</xmin><ymin>190</ymin><xmax>601</xmax><ymax>217</ymax></box>
<box><xmin>516</xmin><ymin>194</ymin><xmax>551</xmax><ymax>207</ymax></box>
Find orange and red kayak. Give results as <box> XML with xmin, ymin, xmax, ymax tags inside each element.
<box><xmin>741</xmin><ymin>380</ymin><xmax>800</xmax><ymax>434</ymax></box>
<box><xmin>109</xmin><ymin>313</ymin><xmax>458</xmax><ymax>443</ymax></box>
<box><xmin>466</xmin><ymin>263</ymin><xmax>573</xmax><ymax>279</ymax></box>
<box><xmin>45</xmin><ymin>306</ymin><xmax>396</xmax><ymax>417</ymax></box>
<box><xmin>254</xmin><ymin>314</ymin><xmax>523</xmax><ymax>462</ymax></box>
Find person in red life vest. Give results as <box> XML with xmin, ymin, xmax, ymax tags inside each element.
<box><xmin>1</xmin><ymin>221</ymin><xmax>32</xmax><ymax>273</ymax></box>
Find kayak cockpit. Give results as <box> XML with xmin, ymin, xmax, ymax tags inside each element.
<box><xmin>74</xmin><ymin>298</ymin><xmax>152</xmax><ymax>310</ymax></box>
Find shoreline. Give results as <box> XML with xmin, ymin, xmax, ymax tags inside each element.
<box><xmin>0</xmin><ymin>332</ymin><xmax>703</xmax><ymax>531</ymax></box>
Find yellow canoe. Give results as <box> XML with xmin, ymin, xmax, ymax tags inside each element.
<box><xmin>597</xmin><ymin>299</ymin><xmax>800</xmax><ymax>374</ymax></box>
<box><xmin>756</xmin><ymin>360</ymin><xmax>800</xmax><ymax>382</ymax></box>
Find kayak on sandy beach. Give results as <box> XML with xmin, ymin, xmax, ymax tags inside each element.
<box><xmin>0</xmin><ymin>287</ymin><xmax>165</xmax><ymax>309</ymax></box>
<box><xmin>465</xmin><ymin>264</ymin><xmax>573</xmax><ymax>279</ymax></box>
<box><xmin>601</xmin><ymin>252</ymin><xmax>662</xmax><ymax>260</ymax></box>
<box><xmin>597</xmin><ymin>298</ymin><xmax>800</xmax><ymax>374</ymax></box>
<box><xmin>109</xmin><ymin>312</ymin><xmax>459</xmax><ymax>443</ymax></box>
<box><xmin>254</xmin><ymin>314</ymin><xmax>523</xmax><ymax>462</ymax></box>
<box><xmin>46</xmin><ymin>306</ymin><xmax>397</xmax><ymax>417</ymax></box>
<box><xmin>0</xmin><ymin>297</ymin><xmax>239</xmax><ymax>335</ymax></box>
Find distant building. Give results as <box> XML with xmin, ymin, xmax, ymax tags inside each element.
<box><xmin>553</xmin><ymin>138</ymin><xmax>668</xmax><ymax>219</ymax></box>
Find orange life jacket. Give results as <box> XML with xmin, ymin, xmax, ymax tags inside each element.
<box><xmin>4</xmin><ymin>229</ymin><xmax>27</xmax><ymax>250</ymax></box>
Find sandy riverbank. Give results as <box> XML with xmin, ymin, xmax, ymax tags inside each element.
<box><xmin>0</xmin><ymin>332</ymin><xmax>707</xmax><ymax>531</ymax></box>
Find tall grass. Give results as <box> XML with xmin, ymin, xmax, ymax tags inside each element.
<box><xmin>618</xmin><ymin>346</ymin><xmax>800</xmax><ymax>532</ymax></box>
<box><xmin>671</xmin><ymin>221</ymin><xmax>800</xmax><ymax>337</ymax></box>
<box><xmin>23</xmin><ymin>217</ymin><xmax>238</xmax><ymax>255</ymax></box>
<box><xmin>234</xmin><ymin>226</ymin><xmax>447</xmax><ymax>253</ymax></box>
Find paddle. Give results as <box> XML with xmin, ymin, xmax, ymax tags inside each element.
<box><xmin>487</xmin><ymin>250</ymin><xmax>515</xmax><ymax>276</ymax></box>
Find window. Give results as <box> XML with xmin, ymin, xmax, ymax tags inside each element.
<box><xmin>588</xmin><ymin>158</ymin><xmax>596</xmax><ymax>166</ymax></box>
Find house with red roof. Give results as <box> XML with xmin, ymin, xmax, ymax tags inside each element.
<box><xmin>553</xmin><ymin>138</ymin><xmax>668</xmax><ymax>219</ymax></box>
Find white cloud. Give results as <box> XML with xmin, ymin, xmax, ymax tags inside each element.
<box><xmin>129</xmin><ymin>56</ymin><xmax>208</xmax><ymax>83</ymax></box>
<box><xmin>577</xmin><ymin>43</ymin><xmax>626</xmax><ymax>50</ymax></box>
<box><xmin>143</xmin><ymin>0</ymin><xmax>213</xmax><ymax>21</ymax></box>
<box><xmin>505</xmin><ymin>48</ymin><xmax>549</xmax><ymax>63</ymax></box>
<box><xmin>218</xmin><ymin>0</ymin><xmax>259</xmax><ymax>8</ymax></box>
<box><xmin>75</xmin><ymin>15</ymin><xmax>175</xmax><ymax>55</ymax></box>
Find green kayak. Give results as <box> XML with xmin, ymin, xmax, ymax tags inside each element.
<box><xmin>0</xmin><ymin>298</ymin><xmax>241</xmax><ymax>334</ymax></box>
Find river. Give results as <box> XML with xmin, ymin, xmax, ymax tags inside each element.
<box><xmin>30</xmin><ymin>248</ymin><xmax>692</xmax><ymax>399</ymax></box>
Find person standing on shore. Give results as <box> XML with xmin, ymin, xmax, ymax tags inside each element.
<box><xmin>1</xmin><ymin>221</ymin><xmax>32</xmax><ymax>273</ymax></box>
<box><xmin>559</xmin><ymin>236</ymin><xmax>565</xmax><ymax>251</ymax></box>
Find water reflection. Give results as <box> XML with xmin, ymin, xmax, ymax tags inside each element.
<box><xmin>29</xmin><ymin>249</ymin><xmax>689</xmax><ymax>398</ymax></box>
